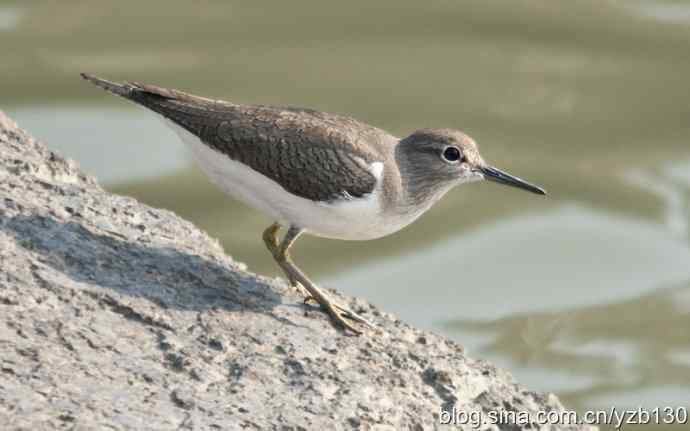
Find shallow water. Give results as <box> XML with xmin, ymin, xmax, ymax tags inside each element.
<box><xmin>7</xmin><ymin>106</ymin><xmax>188</xmax><ymax>184</ymax></box>
<box><xmin>633</xmin><ymin>0</ymin><xmax>690</xmax><ymax>23</ymax></box>
<box><xmin>0</xmin><ymin>5</ymin><xmax>22</xmax><ymax>32</ymax></box>
<box><xmin>4</xmin><ymin>0</ymin><xmax>690</xmax><ymax>427</ymax></box>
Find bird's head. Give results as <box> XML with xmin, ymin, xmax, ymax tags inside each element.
<box><xmin>397</xmin><ymin>128</ymin><xmax>545</xmax><ymax>205</ymax></box>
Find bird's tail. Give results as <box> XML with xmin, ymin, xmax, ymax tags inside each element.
<box><xmin>80</xmin><ymin>73</ymin><xmax>226</xmax><ymax>138</ymax></box>
<box><xmin>80</xmin><ymin>72</ymin><xmax>217</xmax><ymax>106</ymax></box>
<box><xmin>80</xmin><ymin>73</ymin><xmax>136</xmax><ymax>98</ymax></box>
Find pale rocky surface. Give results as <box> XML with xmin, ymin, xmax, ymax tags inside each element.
<box><xmin>0</xmin><ymin>111</ymin><xmax>593</xmax><ymax>430</ymax></box>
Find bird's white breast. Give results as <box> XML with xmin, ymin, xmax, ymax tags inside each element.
<box><xmin>165</xmin><ymin>121</ymin><xmax>406</xmax><ymax>240</ymax></box>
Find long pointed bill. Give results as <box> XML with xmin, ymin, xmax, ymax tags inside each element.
<box><xmin>479</xmin><ymin>166</ymin><xmax>546</xmax><ymax>195</ymax></box>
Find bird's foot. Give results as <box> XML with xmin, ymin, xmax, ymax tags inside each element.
<box><xmin>330</xmin><ymin>301</ymin><xmax>375</xmax><ymax>329</ymax></box>
<box><xmin>301</xmin><ymin>288</ymin><xmax>374</xmax><ymax>333</ymax></box>
<box><xmin>266</xmin><ymin>224</ymin><xmax>373</xmax><ymax>335</ymax></box>
<box><xmin>290</xmin><ymin>278</ymin><xmax>314</xmax><ymax>300</ymax></box>
<box><xmin>303</xmin><ymin>295</ymin><xmax>317</xmax><ymax>305</ymax></box>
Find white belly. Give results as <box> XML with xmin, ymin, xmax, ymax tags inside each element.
<box><xmin>166</xmin><ymin>121</ymin><xmax>404</xmax><ymax>240</ymax></box>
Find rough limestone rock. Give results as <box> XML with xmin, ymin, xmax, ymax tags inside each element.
<box><xmin>0</xmin><ymin>111</ymin><xmax>592</xmax><ymax>430</ymax></box>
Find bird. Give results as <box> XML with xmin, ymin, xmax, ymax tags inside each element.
<box><xmin>81</xmin><ymin>73</ymin><xmax>546</xmax><ymax>334</ymax></box>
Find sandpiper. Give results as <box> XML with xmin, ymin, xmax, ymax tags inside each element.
<box><xmin>81</xmin><ymin>73</ymin><xmax>546</xmax><ymax>334</ymax></box>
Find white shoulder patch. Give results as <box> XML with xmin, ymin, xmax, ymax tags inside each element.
<box><xmin>369</xmin><ymin>161</ymin><xmax>384</xmax><ymax>180</ymax></box>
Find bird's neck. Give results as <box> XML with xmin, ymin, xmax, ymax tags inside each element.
<box><xmin>388</xmin><ymin>145</ymin><xmax>455</xmax><ymax>219</ymax></box>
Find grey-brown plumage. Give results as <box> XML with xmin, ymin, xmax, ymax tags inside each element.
<box><xmin>81</xmin><ymin>73</ymin><xmax>392</xmax><ymax>203</ymax></box>
<box><xmin>82</xmin><ymin>73</ymin><xmax>545</xmax><ymax>334</ymax></box>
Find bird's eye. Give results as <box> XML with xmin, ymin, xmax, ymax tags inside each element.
<box><xmin>442</xmin><ymin>146</ymin><xmax>463</xmax><ymax>163</ymax></box>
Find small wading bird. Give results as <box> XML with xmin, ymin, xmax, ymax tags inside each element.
<box><xmin>82</xmin><ymin>73</ymin><xmax>546</xmax><ymax>334</ymax></box>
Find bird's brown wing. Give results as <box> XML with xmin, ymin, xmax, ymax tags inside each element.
<box><xmin>81</xmin><ymin>73</ymin><xmax>392</xmax><ymax>202</ymax></box>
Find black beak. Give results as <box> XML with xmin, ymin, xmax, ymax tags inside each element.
<box><xmin>479</xmin><ymin>166</ymin><xmax>546</xmax><ymax>195</ymax></box>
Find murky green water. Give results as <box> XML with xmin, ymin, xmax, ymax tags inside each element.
<box><xmin>4</xmin><ymin>0</ymin><xmax>690</xmax><ymax>427</ymax></box>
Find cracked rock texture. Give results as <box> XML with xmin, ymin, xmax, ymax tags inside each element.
<box><xmin>0</xmin><ymin>111</ymin><xmax>592</xmax><ymax>430</ymax></box>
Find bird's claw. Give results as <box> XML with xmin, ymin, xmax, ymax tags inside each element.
<box><xmin>304</xmin><ymin>295</ymin><xmax>374</xmax><ymax>332</ymax></box>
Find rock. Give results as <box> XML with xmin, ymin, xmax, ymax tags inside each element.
<box><xmin>0</xmin><ymin>111</ymin><xmax>593</xmax><ymax>430</ymax></box>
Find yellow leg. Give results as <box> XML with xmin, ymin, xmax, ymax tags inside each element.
<box><xmin>262</xmin><ymin>223</ymin><xmax>308</xmax><ymax>296</ymax></box>
<box><xmin>268</xmin><ymin>225</ymin><xmax>373</xmax><ymax>334</ymax></box>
